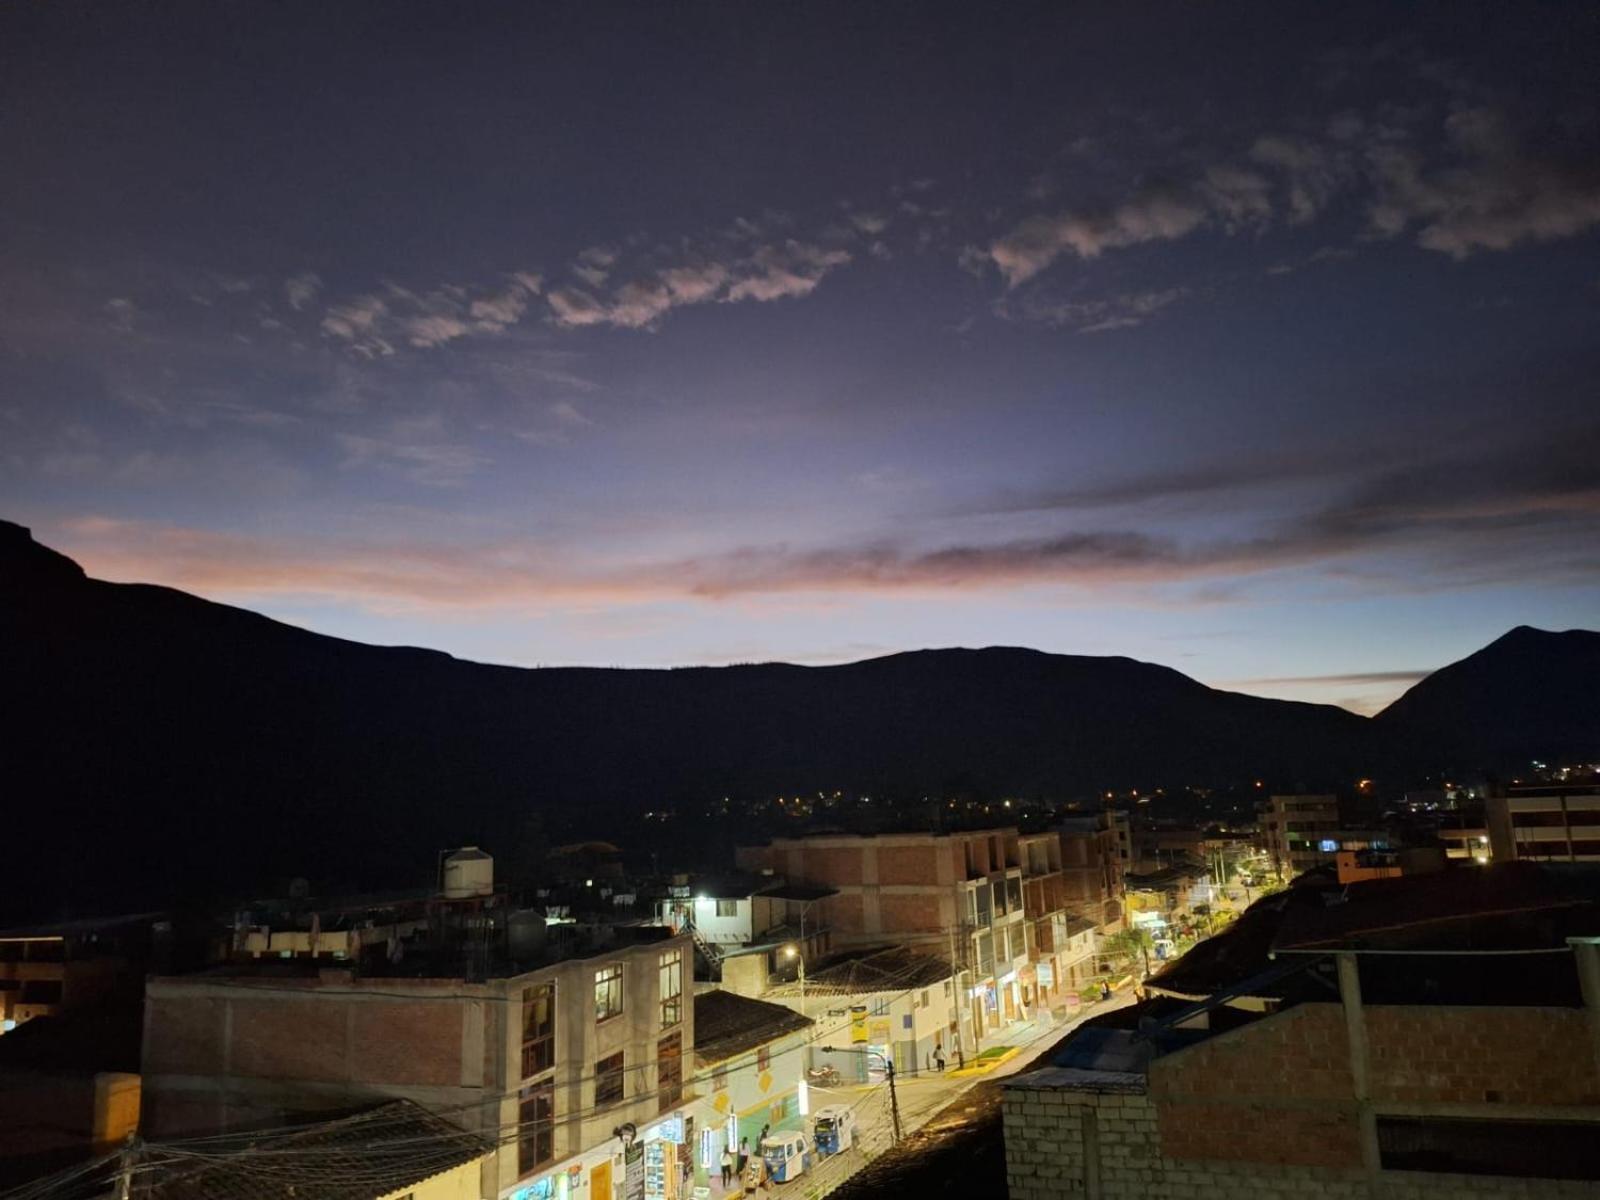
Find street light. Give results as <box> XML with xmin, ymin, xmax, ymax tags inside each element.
<box><xmin>783</xmin><ymin>943</ymin><xmax>805</xmax><ymax>1018</ymax></box>
<box><xmin>820</xmin><ymin>1045</ymin><xmax>901</xmax><ymax>1144</ymax></box>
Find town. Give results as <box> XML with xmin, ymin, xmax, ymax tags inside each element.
<box><xmin>3</xmin><ymin>768</ymin><xmax>1597</xmax><ymax>1199</ymax></box>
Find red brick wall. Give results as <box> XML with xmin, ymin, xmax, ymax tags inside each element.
<box><xmin>1365</xmin><ymin>1006</ymin><xmax>1600</xmax><ymax>1106</ymax></box>
<box><xmin>144</xmin><ymin>996</ymin><xmax>228</xmax><ymax>1074</ymax></box>
<box><xmin>145</xmin><ymin>992</ymin><xmax>466</xmax><ymax>1087</ymax></box>
<box><xmin>796</xmin><ymin>846</ymin><xmax>865</xmax><ymax>886</ymax></box>
<box><xmin>829</xmin><ymin>893</ymin><xmax>866</xmax><ymax>933</ymax></box>
<box><xmin>1151</xmin><ymin>1004</ymin><xmax>1360</xmax><ymax>1167</ymax></box>
<box><xmin>877</xmin><ymin>845</ymin><xmax>939</xmax><ymax>886</ymax></box>
<box><xmin>1158</xmin><ymin>1098</ymin><xmax>1363</xmax><ymax>1168</ymax></box>
<box><xmin>877</xmin><ymin>892</ymin><xmax>942</xmax><ymax>934</ymax></box>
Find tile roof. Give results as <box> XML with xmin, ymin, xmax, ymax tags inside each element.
<box><xmin>135</xmin><ymin>1100</ymin><xmax>493</xmax><ymax>1200</ymax></box>
<box><xmin>693</xmin><ymin>990</ymin><xmax>813</xmax><ymax>1064</ymax></box>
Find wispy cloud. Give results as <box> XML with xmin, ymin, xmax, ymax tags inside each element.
<box><xmin>1001</xmin><ymin>286</ymin><xmax>1189</xmax><ymax>333</ymax></box>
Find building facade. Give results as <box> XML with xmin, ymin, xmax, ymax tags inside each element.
<box><xmin>142</xmin><ymin>929</ymin><xmax>695</xmax><ymax>1200</ymax></box>
<box><xmin>1487</xmin><ymin>784</ymin><xmax>1600</xmax><ymax>863</ymax></box>
<box><xmin>1004</xmin><ymin>864</ymin><xmax>1600</xmax><ymax>1199</ymax></box>
<box><xmin>736</xmin><ymin>829</ymin><xmax>1032</xmax><ymax>1037</ymax></box>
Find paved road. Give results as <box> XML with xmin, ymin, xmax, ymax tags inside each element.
<box><xmin>790</xmin><ymin>995</ymin><xmax>1134</xmax><ymax>1200</ymax></box>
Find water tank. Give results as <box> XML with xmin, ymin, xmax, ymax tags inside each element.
<box><xmin>442</xmin><ymin>846</ymin><xmax>495</xmax><ymax>898</ymax></box>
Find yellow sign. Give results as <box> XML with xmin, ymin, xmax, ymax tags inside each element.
<box><xmin>850</xmin><ymin>1004</ymin><xmax>868</xmax><ymax>1044</ymax></box>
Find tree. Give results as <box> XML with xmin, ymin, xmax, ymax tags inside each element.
<box><xmin>1104</xmin><ymin>926</ymin><xmax>1154</xmax><ymax>977</ymax></box>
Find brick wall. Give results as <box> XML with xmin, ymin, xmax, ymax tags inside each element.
<box><xmin>1365</xmin><ymin>1007</ymin><xmax>1600</xmax><ymax>1106</ymax></box>
<box><xmin>877</xmin><ymin>892</ymin><xmax>943</xmax><ymax>934</ymax></box>
<box><xmin>877</xmin><ymin>845</ymin><xmax>939</xmax><ymax>886</ymax></box>
<box><xmin>1004</xmin><ymin>1071</ymin><xmax>1600</xmax><ymax>1200</ymax></box>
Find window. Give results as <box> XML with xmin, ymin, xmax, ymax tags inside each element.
<box><xmin>919</xmin><ymin>989</ymin><xmax>930</xmax><ymax>1009</ymax></box>
<box><xmin>521</xmin><ymin>983</ymin><xmax>555</xmax><ymax>1078</ymax></box>
<box><xmin>715</xmin><ymin>899</ymin><xmax>738</xmax><ymax>918</ymax></box>
<box><xmin>518</xmin><ymin>1080</ymin><xmax>554</xmax><ymax>1177</ymax></box>
<box><xmin>657</xmin><ymin>1032</ymin><xmax>683</xmax><ymax>1112</ymax></box>
<box><xmin>757</xmin><ymin>1044</ymin><xmax>771</xmax><ymax>1073</ymax></box>
<box><xmin>992</xmin><ymin>880</ymin><xmax>1007</xmax><ymax>916</ymax></box>
<box><xmin>659</xmin><ymin>950</ymin><xmax>683</xmax><ymax>1028</ymax></box>
<box><xmin>595</xmin><ymin>1051</ymin><xmax>625</xmax><ymax>1107</ymax></box>
<box><xmin>870</xmin><ymin>997</ymin><xmax>889</xmax><ymax>1016</ymax></box>
<box><xmin>595</xmin><ymin>964</ymin><xmax>623</xmax><ymax>1022</ymax></box>
<box><xmin>712</xmin><ymin>1065</ymin><xmax>728</xmax><ymax>1092</ymax></box>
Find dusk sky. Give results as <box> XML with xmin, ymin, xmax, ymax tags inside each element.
<box><xmin>3</xmin><ymin>2</ymin><xmax>1597</xmax><ymax>714</ymax></box>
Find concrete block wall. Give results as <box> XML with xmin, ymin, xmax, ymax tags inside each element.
<box><xmin>1004</xmin><ymin>1074</ymin><xmax>1600</xmax><ymax>1200</ymax></box>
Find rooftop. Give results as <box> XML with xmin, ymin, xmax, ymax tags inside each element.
<box><xmin>693</xmin><ymin>990</ymin><xmax>813</xmax><ymax>1063</ymax></box>
<box><xmin>768</xmin><ymin>944</ymin><xmax>953</xmax><ymax>997</ymax></box>
<box><xmin>136</xmin><ymin>1099</ymin><xmax>492</xmax><ymax>1200</ymax></box>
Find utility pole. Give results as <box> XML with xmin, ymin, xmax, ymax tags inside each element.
<box><xmin>117</xmin><ymin>1134</ymin><xmax>138</xmax><ymax>1200</ymax></box>
<box><xmin>885</xmin><ymin>1057</ymin><xmax>903</xmax><ymax>1145</ymax></box>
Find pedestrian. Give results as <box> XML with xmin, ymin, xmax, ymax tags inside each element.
<box><xmin>759</xmin><ymin>1123</ymin><xmax>769</xmax><ymax>1146</ymax></box>
<box><xmin>720</xmin><ymin>1144</ymin><xmax>733</xmax><ymax>1188</ymax></box>
<box><xmin>934</xmin><ymin>1045</ymin><xmax>946</xmax><ymax>1072</ymax></box>
<box><xmin>1099</xmin><ymin>980</ymin><xmax>1111</xmax><ymax>1001</ymax></box>
<box><xmin>737</xmin><ymin>1137</ymin><xmax>749</xmax><ymax>1176</ymax></box>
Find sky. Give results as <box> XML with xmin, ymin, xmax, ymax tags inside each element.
<box><xmin>2</xmin><ymin>2</ymin><xmax>1598</xmax><ymax>715</ymax></box>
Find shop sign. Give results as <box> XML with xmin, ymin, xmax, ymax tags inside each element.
<box><xmin>624</xmin><ymin>1141</ymin><xmax>645</xmax><ymax>1200</ymax></box>
<box><xmin>850</xmin><ymin>1004</ymin><xmax>868</xmax><ymax>1043</ymax></box>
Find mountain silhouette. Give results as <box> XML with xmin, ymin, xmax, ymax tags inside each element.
<box><xmin>1</xmin><ymin>520</ymin><xmax>1591</xmax><ymax>920</ymax></box>
<box><xmin>1373</xmin><ymin>625</ymin><xmax>1600</xmax><ymax>768</ymax></box>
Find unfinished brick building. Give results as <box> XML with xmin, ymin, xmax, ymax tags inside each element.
<box><xmin>1004</xmin><ymin>863</ymin><xmax>1600</xmax><ymax>1198</ymax></box>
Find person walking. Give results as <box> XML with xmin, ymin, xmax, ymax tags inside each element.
<box><xmin>720</xmin><ymin>1144</ymin><xmax>733</xmax><ymax>1188</ymax></box>
<box><xmin>933</xmin><ymin>1045</ymin><xmax>946</xmax><ymax>1072</ymax></box>
<box><xmin>736</xmin><ymin>1137</ymin><xmax>749</xmax><ymax>1177</ymax></box>
<box><xmin>1100</xmin><ymin>979</ymin><xmax>1112</xmax><ymax>1002</ymax></box>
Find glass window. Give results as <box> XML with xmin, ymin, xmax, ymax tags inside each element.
<box><xmin>712</xmin><ymin>1064</ymin><xmax>727</xmax><ymax>1091</ymax></box>
<box><xmin>657</xmin><ymin>1032</ymin><xmax>683</xmax><ymax>1113</ymax></box>
<box><xmin>595</xmin><ymin>964</ymin><xmax>623</xmax><ymax>1022</ymax></box>
<box><xmin>659</xmin><ymin>950</ymin><xmax>683</xmax><ymax>1028</ymax></box>
<box><xmin>595</xmin><ymin>1051</ymin><xmax>625</xmax><ymax>1107</ymax></box>
<box><xmin>518</xmin><ymin>1080</ymin><xmax>554</xmax><ymax>1177</ymax></box>
<box><xmin>521</xmin><ymin>983</ymin><xmax>555</xmax><ymax>1079</ymax></box>
<box><xmin>715</xmin><ymin>899</ymin><xmax>738</xmax><ymax>918</ymax></box>
<box><xmin>757</xmin><ymin>1044</ymin><xmax>771</xmax><ymax>1073</ymax></box>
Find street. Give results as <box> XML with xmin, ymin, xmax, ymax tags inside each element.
<box><xmin>735</xmin><ymin>995</ymin><xmax>1135</xmax><ymax>1200</ymax></box>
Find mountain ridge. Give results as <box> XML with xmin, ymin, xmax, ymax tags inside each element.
<box><xmin>2</xmin><ymin>520</ymin><xmax>1593</xmax><ymax>921</ymax></box>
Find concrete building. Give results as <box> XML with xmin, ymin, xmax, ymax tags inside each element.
<box><xmin>1004</xmin><ymin>862</ymin><xmax>1600</xmax><ymax>1199</ymax></box>
<box><xmin>142</xmin><ymin>905</ymin><xmax>696</xmax><ymax>1200</ymax></box>
<box><xmin>1259</xmin><ymin>793</ymin><xmax>1342</xmax><ymax>877</ymax></box>
<box><xmin>1487</xmin><ymin>783</ymin><xmax>1600</xmax><ymax>863</ymax></box>
<box><xmin>736</xmin><ymin>829</ymin><xmax>1031</xmax><ymax>1035</ymax></box>
<box><xmin>762</xmin><ymin>945</ymin><xmax>964</xmax><ymax>1078</ymax></box>
<box><xmin>689</xmin><ymin>990</ymin><xmax>812</xmax><ymax>1188</ymax></box>
<box><xmin>651</xmin><ymin>877</ymin><xmax>834</xmax><ymax>975</ymax></box>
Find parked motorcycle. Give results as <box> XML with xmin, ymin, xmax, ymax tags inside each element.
<box><xmin>806</xmin><ymin>1065</ymin><xmax>842</xmax><ymax>1087</ymax></box>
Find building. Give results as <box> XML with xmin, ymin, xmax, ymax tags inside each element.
<box><xmin>0</xmin><ymin>913</ymin><xmax>159</xmax><ymax>1035</ymax></box>
<box><xmin>1057</xmin><ymin>815</ymin><xmax>1127</xmax><ymax>938</ymax></box>
<box><xmin>762</xmin><ymin>944</ymin><xmax>964</xmax><ymax>1078</ymax></box>
<box><xmin>141</xmin><ymin>853</ymin><xmax>697</xmax><ymax>1200</ymax></box>
<box><xmin>1003</xmin><ymin>862</ymin><xmax>1600</xmax><ymax>1199</ymax></box>
<box><xmin>135</xmin><ymin>1099</ymin><xmax>493</xmax><ymax>1200</ymax></box>
<box><xmin>651</xmin><ymin>877</ymin><xmax>835</xmax><ymax>975</ymax></box>
<box><xmin>736</xmin><ymin>829</ymin><xmax>1030</xmax><ymax>1036</ymax></box>
<box><xmin>1259</xmin><ymin>794</ymin><xmax>1342</xmax><ymax>877</ymax></box>
<box><xmin>1334</xmin><ymin>846</ymin><xmax>1447</xmax><ymax>884</ymax></box>
<box><xmin>1019</xmin><ymin>832</ymin><xmax>1095</xmax><ymax>1010</ymax></box>
<box><xmin>1487</xmin><ymin>782</ymin><xmax>1600</xmax><ymax>863</ymax></box>
<box><xmin>690</xmin><ymin>990</ymin><xmax>812</xmax><ymax>1188</ymax></box>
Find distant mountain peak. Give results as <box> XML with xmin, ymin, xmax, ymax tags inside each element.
<box><xmin>0</xmin><ymin>520</ymin><xmax>86</xmax><ymax>584</ymax></box>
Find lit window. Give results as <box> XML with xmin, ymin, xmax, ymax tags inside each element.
<box><xmin>595</xmin><ymin>964</ymin><xmax>623</xmax><ymax>1022</ymax></box>
<box><xmin>657</xmin><ymin>1032</ymin><xmax>683</xmax><ymax>1113</ymax></box>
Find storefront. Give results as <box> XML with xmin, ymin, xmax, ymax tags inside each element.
<box><xmin>506</xmin><ymin>1109</ymin><xmax>694</xmax><ymax>1200</ymax></box>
